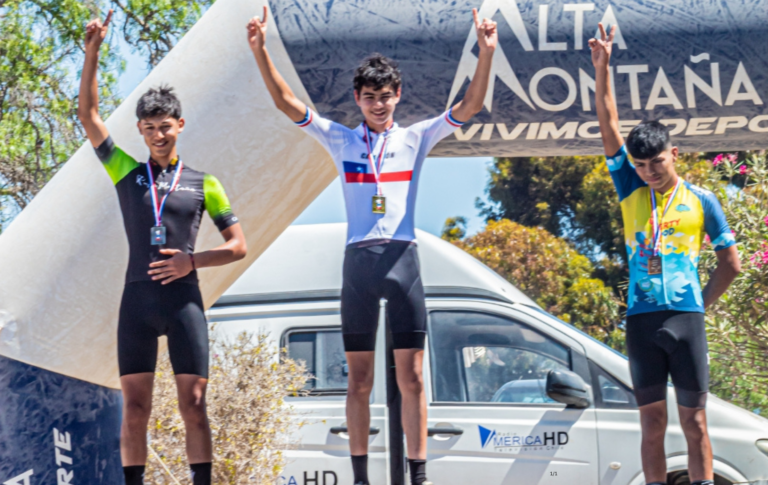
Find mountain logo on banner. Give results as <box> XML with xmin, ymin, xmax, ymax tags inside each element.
<box><xmin>446</xmin><ymin>0</ymin><xmax>626</xmax><ymax>112</ymax></box>
<box><xmin>478</xmin><ymin>425</ymin><xmax>497</xmax><ymax>448</ymax></box>
<box><xmin>3</xmin><ymin>470</ymin><xmax>33</xmax><ymax>485</ymax></box>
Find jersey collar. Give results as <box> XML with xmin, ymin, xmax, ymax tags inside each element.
<box><xmin>356</xmin><ymin>121</ymin><xmax>399</xmax><ymax>139</ymax></box>
<box><xmin>149</xmin><ymin>157</ymin><xmax>180</xmax><ymax>173</ymax></box>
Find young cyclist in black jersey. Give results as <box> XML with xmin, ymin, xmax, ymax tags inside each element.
<box><xmin>246</xmin><ymin>7</ymin><xmax>496</xmax><ymax>485</ymax></box>
<box><xmin>590</xmin><ymin>24</ymin><xmax>741</xmax><ymax>485</ymax></box>
<box><xmin>78</xmin><ymin>12</ymin><xmax>247</xmax><ymax>485</ymax></box>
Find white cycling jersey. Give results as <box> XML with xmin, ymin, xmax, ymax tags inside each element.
<box><xmin>296</xmin><ymin>108</ymin><xmax>463</xmax><ymax>246</ymax></box>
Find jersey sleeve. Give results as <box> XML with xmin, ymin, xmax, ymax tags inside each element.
<box><xmin>412</xmin><ymin>108</ymin><xmax>464</xmax><ymax>156</ymax></box>
<box><xmin>94</xmin><ymin>136</ymin><xmax>140</xmax><ymax>185</ymax></box>
<box><xmin>698</xmin><ymin>187</ymin><xmax>736</xmax><ymax>251</ymax></box>
<box><xmin>605</xmin><ymin>145</ymin><xmax>647</xmax><ymax>202</ymax></box>
<box><xmin>203</xmin><ymin>174</ymin><xmax>239</xmax><ymax>232</ymax></box>
<box><xmin>295</xmin><ymin>108</ymin><xmax>348</xmax><ymax>157</ymax></box>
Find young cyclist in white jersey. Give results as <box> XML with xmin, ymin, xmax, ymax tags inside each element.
<box><xmin>246</xmin><ymin>7</ymin><xmax>497</xmax><ymax>485</ymax></box>
<box><xmin>590</xmin><ymin>24</ymin><xmax>741</xmax><ymax>485</ymax></box>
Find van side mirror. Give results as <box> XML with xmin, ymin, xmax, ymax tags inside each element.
<box><xmin>546</xmin><ymin>369</ymin><xmax>591</xmax><ymax>409</ymax></box>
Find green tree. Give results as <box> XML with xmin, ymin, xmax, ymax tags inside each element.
<box><xmin>0</xmin><ymin>0</ymin><xmax>214</xmax><ymax>231</ymax></box>
<box><xmin>481</xmin><ymin>155</ymin><xmax>602</xmax><ymax>244</ymax></box>
<box><xmin>699</xmin><ymin>151</ymin><xmax>768</xmax><ymax>416</ymax></box>
<box><xmin>0</xmin><ymin>1</ymin><xmax>113</xmax><ymax>217</ymax></box>
<box><xmin>445</xmin><ymin>218</ymin><xmax>624</xmax><ymax>349</ymax></box>
<box><xmin>109</xmin><ymin>0</ymin><xmax>215</xmax><ymax>67</ymax></box>
<box><xmin>441</xmin><ymin>216</ymin><xmax>467</xmax><ymax>242</ymax></box>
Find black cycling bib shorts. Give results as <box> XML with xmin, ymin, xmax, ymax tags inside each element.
<box><xmin>626</xmin><ymin>310</ymin><xmax>709</xmax><ymax>409</ymax></box>
<box><xmin>118</xmin><ymin>281</ymin><xmax>209</xmax><ymax>377</ymax></box>
<box><xmin>341</xmin><ymin>241</ymin><xmax>426</xmax><ymax>352</ymax></box>
<box><xmin>96</xmin><ymin>136</ymin><xmax>238</xmax><ymax>377</ymax></box>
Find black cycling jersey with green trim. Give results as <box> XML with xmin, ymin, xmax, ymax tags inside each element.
<box><xmin>95</xmin><ymin>136</ymin><xmax>239</xmax><ymax>284</ymax></box>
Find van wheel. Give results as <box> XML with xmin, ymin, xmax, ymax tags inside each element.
<box><xmin>668</xmin><ymin>472</ymin><xmax>690</xmax><ymax>485</ymax></box>
<box><xmin>666</xmin><ymin>472</ymin><xmax>733</xmax><ymax>485</ymax></box>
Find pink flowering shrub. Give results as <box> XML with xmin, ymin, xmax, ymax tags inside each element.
<box><xmin>699</xmin><ymin>151</ymin><xmax>768</xmax><ymax>416</ymax></box>
<box><xmin>750</xmin><ymin>242</ymin><xmax>768</xmax><ymax>268</ymax></box>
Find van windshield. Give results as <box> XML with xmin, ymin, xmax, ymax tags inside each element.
<box><xmin>527</xmin><ymin>305</ymin><xmax>628</xmax><ymax>361</ymax></box>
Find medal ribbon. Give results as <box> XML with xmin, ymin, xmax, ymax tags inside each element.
<box><xmin>363</xmin><ymin>122</ymin><xmax>390</xmax><ymax>197</ymax></box>
<box><xmin>649</xmin><ymin>178</ymin><xmax>681</xmax><ymax>257</ymax></box>
<box><xmin>146</xmin><ymin>159</ymin><xmax>184</xmax><ymax>227</ymax></box>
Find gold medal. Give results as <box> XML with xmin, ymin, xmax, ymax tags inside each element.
<box><xmin>647</xmin><ymin>256</ymin><xmax>662</xmax><ymax>275</ymax></box>
<box><xmin>372</xmin><ymin>195</ymin><xmax>386</xmax><ymax>214</ymax></box>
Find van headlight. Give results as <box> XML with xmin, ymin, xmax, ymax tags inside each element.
<box><xmin>757</xmin><ymin>439</ymin><xmax>768</xmax><ymax>456</ymax></box>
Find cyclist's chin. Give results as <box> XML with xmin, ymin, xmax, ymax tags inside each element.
<box><xmin>644</xmin><ymin>176</ymin><xmax>667</xmax><ymax>190</ymax></box>
<box><xmin>149</xmin><ymin>143</ymin><xmax>175</xmax><ymax>159</ymax></box>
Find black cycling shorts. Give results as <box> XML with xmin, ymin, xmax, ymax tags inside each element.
<box><xmin>118</xmin><ymin>281</ymin><xmax>209</xmax><ymax>378</ymax></box>
<box><xmin>626</xmin><ymin>310</ymin><xmax>709</xmax><ymax>409</ymax></box>
<box><xmin>341</xmin><ymin>241</ymin><xmax>426</xmax><ymax>352</ymax></box>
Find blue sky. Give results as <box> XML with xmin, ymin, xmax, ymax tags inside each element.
<box><xmin>117</xmin><ymin>34</ymin><xmax>493</xmax><ymax>238</ymax></box>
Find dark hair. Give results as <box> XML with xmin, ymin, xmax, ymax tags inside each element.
<box><xmin>136</xmin><ymin>85</ymin><xmax>182</xmax><ymax>120</ymax></box>
<box><xmin>353</xmin><ymin>54</ymin><xmax>402</xmax><ymax>93</ymax></box>
<box><xmin>626</xmin><ymin>121</ymin><xmax>671</xmax><ymax>160</ymax></box>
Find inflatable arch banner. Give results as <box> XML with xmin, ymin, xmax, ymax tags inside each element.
<box><xmin>276</xmin><ymin>0</ymin><xmax>768</xmax><ymax>156</ymax></box>
<box><xmin>0</xmin><ymin>0</ymin><xmax>765</xmax><ymax>481</ymax></box>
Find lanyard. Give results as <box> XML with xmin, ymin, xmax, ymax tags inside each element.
<box><xmin>649</xmin><ymin>178</ymin><xmax>681</xmax><ymax>256</ymax></box>
<box><xmin>146</xmin><ymin>159</ymin><xmax>183</xmax><ymax>227</ymax></box>
<box><xmin>363</xmin><ymin>122</ymin><xmax>390</xmax><ymax>196</ymax></box>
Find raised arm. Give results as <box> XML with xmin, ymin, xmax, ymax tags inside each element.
<box><xmin>451</xmin><ymin>8</ymin><xmax>498</xmax><ymax>123</ymax></box>
<box><xmin>247</xmin><ymin>7</ymin><xmax>307</xmax><ymax>123</ymax></box>
<box><xmin>589</xmin><ymin>23</ymin><xmax>623</xmax><ymax>156</ymax></box>
<box><xmin>77</xmin><ymin>10</ymin><xmax>112</xmax><ymax>148</ymax></box>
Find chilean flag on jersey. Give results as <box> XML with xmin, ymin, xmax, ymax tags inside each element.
<box><xmin>342</xmin><ymin>161</ymin><xmax>413</xmax><ymax>184</ymax></box>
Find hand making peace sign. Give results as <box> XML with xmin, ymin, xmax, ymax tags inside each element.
<box><xmin>246</xmin><ymin>6</ymin><xmax>269</xmax><ymax>52</ymax></box>
<box><xmin>473</xmin><ymin>8</ymin><xmax>498</xmax><ymax>54</ymax></box>
<box><xmin>84</xmin><ymin>9</ymin><xmax>113</xmax><ymax>53</ymax></box>
<box><xmin>589</xmin><ymin>22</ymin><xmax>616</xmax><ymax>70</ymax></box>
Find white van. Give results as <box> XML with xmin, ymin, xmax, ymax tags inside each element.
<box><xmin>208</xmin><ymin>224</ymin><xmax>768</xmax><ymax>485</ymax></box>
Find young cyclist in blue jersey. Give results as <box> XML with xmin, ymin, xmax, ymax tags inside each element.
<box><xmin>246</xmin><ymin>7</ymin><xmax>497</xmax><ymax>485</ymax></box>
<box><xmin>590</xmin><ymin>24</ymin><xmax>741</xmax><ymax>485</ymax></box>
<box><xmin>78</xmin><ymin>12</ymin><xmax>247</xmax><ymax>485</ymax></box>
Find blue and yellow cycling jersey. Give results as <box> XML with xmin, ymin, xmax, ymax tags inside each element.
<box><xmin>606</xmin><ymin>146</ymin><xmax>736</xmax><ymax>316</ymax></box>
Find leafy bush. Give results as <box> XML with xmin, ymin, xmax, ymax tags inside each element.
<box><xmin>699</xmin><ymin>151</ymin><xmax>768</xmax><ymax>416</ymax></box>
<box><xmin>145</xmin><ymin>332</ymin><xmax>308</xmax><ymax>484</ymax></box>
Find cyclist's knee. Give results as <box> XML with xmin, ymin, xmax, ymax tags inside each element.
<box><xmin>123</xmin><ymin>398</ymin><xmax>151</xmax><ymax>427</ymax></box>
<box><xmin>396</xmin><ymin>367</ymin><xmax>424</xmax><ymax>397</ymax></box>
<box><xmin>640</xmin><ymin>403</ymin><xmax>667</xmax><ymax>439</ymax></box>
<box><xmin>348</xmin><ymin>370</ymin><xmax>374</xmax><ymax>397</ymax></box>
<box><xmin>680</xmin><ymin>408</ymin><xmax>708</xmax><ymax>441</ymax></box>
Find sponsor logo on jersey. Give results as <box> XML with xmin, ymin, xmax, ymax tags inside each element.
<box><xmin>639</xmin><ymin>278</ymin><xmax>654</xmax><ymax>292</ymax></box>
<box><xmin>135</xmin><ymin>174</ymin><xmax>195</xmax><ymax>192</ymax></box>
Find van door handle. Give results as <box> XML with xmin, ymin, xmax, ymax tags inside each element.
<box><xmin>427</xmin><ymin>426</ymin><xmax>464</xmax><ymax>436</ymax></box>
<box><xmin>330</xmin><ymin>426</ymin><xmax>380</xmax><ymax>436</ymax></box>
